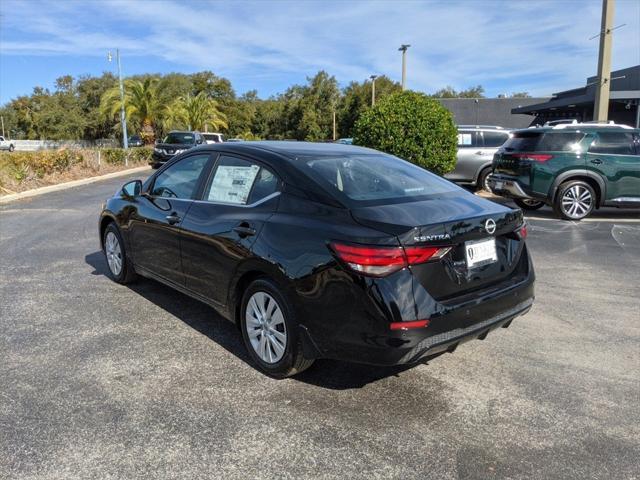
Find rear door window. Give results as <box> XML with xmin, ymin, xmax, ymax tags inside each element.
<box><xmin>482</xmin><ymin>131</ymin><xmax>509</xmax><ymax>148</ymax></box>
<box><xmin>204</xmin><ymin>156</ymin><xmax>279</xmax><ymax>205</ymax></box>
<box><xmin>503</xmin><ymin>131</ymin><xmax>585</xmax><ymax>152</ymax></box>
<box><xmin>589</xmin><ymin>132</ymin><xmax>637</xmax><ymax>155</ymax></box>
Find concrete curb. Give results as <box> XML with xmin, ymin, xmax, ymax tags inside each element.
<box><xmin>0</xmin><ymin>166</ymin><xmax>151</xmax><ymax>204</ymax></box>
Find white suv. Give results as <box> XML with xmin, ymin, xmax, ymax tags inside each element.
<box><xmin>202</xmin><ymin>133</ymin><xmax>224</xmax><ymax>144</ymax></box>
<box><xmin>0</xmin><ymin>136</ymin><xmax>15</xmax><ymax>152</ymax></box>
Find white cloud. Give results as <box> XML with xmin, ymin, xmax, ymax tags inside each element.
<box><xmin>2</xmin><ymin>0</ymin><xmax>639</xmax><ymax>97</ymax></box>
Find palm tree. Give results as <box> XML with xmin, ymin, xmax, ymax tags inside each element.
<box><xmin>163</xmin><ymin>92</ymin><xmax>227</xmax><ymax>132</ymax></box>
<box><xmin>100</xmin><ymin>78</ymin><xmax>163</xmax><ymax>144</ymax></box>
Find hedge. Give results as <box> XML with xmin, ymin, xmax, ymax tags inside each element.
<box><xmin>352</xmin><ymin>91</ymin><xmax>458</xmax><ymax>175</ymax></box>
<box><xmin>0</xmin><ymin>147</ymin><xmax>153</xmax><ymax>185</ymax></box>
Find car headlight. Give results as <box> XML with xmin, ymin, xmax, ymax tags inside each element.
<box><xmin>154</xmin><ymin>147</ymin><xmax>163</xmax><ymax>154</ymax></box>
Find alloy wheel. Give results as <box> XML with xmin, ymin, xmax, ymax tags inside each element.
<box><xmin>245</xmin><ymin>291</ymin><xmax>287</xmax><ymax>364</ymax></box>
<box><xmin>561</xmin><ymin>185</ymin><xmax>593</xmax><ymax>219</ymax></box>
<box><xmin>105</xmin><ymin>231</ymin><xmax>123</xmax><ymax>276</ymax></box>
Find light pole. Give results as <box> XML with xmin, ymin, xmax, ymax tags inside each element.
<box><xmin>398</xmin><ymin>44</ymin><xmax>410</xmax><ymax>90</ymax></box>
<box><xmin>369</xmin><ymin>75</ymin><xmax>378</xmax><ymax>106</ymax></box>
<box><xmin>108</xmin><ymin>49</ymin><xmax>128</xmax><ymax>149</ymax></box>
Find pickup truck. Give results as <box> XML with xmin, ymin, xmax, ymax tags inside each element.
<box><xmin>0</xmin><ymin>136</ymin><xmax>15</xmax><ymax>152</ymax></box>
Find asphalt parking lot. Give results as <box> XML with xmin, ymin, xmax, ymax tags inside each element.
<box><xmin>1</xmin><ymin>174</ymin><xmax>638</xmax><ymax>480</ymax></box>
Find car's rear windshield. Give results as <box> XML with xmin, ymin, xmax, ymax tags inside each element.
<box><xmin>300</xmin><ymin>153</ymin><xmax>457</xmax><ymax>205</ymax></box>
<box><xmin>503</xmin><ymin>131</ymin><xmax>585</xmax><ymax>152</ymax></box>
<box><xmin>163</xmin><ymin>133</ymin><xmax>195</xmax><ymax>144</ymax></box>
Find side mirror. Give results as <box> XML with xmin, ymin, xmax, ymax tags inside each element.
<box><xmin>121</xmin><ymin>179</ymin><xmax>142</xmax><ymax>197</ymax></box>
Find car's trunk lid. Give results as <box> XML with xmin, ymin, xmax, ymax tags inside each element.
<box><xmin>351</xmin><ymin>192</ymin><xmax>526</xmax><ymax>300</ymax></box>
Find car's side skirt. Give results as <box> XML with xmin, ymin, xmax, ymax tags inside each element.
<box><xmin>134</xmin><ymin>265</ymin><xmax>234</xmax><ymax>322</ymax></box>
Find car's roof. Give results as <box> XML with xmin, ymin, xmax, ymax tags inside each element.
<box><xmin>200</xmin><ymin>141</ymin><xmax>377</xmax><ymax>159</ymax></box>
<box><xmin>512</xmin><ymin>125</ymin><xmax>639</xmax><ymax>134</ymax></box>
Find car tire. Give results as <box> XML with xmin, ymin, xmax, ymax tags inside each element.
<box><xmin>8</xmin><ymin>144</ymin><xmax>14</xmax><ymax>152</ymax></box>
<box><xmin>514</xmin><ymin>199</ymin><xmax>545</xmax><ymax>210</ymax></box>
<box><xmin>240</xmin><ymin>278</ymin><xmax>314</xmax><ymax>378</ymax></box>
<box><xmin>553</xmin><ymin>180</ymin><xmax>596</xmax><ymax>220</ymax></box>
<box><xmin>103</xmin><ymin>223</ymin><xmax>137</xmax><ymax>284</ymax></box>
<box><xmin>476</xmin><ymin>168</ymin><xmax>492</xmax><ymax>192</ymax></box>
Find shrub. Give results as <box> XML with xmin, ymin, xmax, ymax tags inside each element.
<box><xmin>126</xmin><ymin>147</ymin><xmax>154</xmax><ymax>164</ymax></box>
<box><xmin>352</xmin><ymin>91</ymin><xmax>457</xmax><ymax>175</ymax></box>
<box><xmin>100</xmin><ymin>148</ymin><xmax>127</xmax><ymax>165</ymax></box>
<box><xmin>99</xmin><ymin>147</ymin><xmax>153</xmax><ymax>165</ymax></box>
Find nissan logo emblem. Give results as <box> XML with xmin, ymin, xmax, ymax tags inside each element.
<box><xmin>485</xmin><ymin>218</ymin><xmax>496</xmax><ymax>235</ymax></box>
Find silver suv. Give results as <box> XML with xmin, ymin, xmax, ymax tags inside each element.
<box><xmin>445</xmin><ymin>126</ymin><xmax>510</xmax><ymax>191</ymax></box>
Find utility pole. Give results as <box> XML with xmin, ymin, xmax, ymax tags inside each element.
<box><xmin>398</xmin><ymin>44</ymin><xmax>410</xmax><ymax>90</ymax></box>
<box><xmin>332</xmin><ymin>109</ymin><xmax>336</xmax><ymax>141</ymax></box>
<box><xmin>108</xmin><ymin>49</ymin><xmax>128</xmax><ymax>149</ymax></box>
<box><xmin>593</xmin><ymin>0</ymin><xmax>615</xmax><ymax>122</ymax></box>
<box><xmin>370</xmin><ymin>75</ymin><xmax>378</xmax><ymax>106</ymax></box>
<box><xmin>1</xmin><ymin>116</ymin><xmax>5</xmax><ymax>138</ymax></box>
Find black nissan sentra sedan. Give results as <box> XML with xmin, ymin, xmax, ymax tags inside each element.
<box><xmin>100</xmin><ymin>142</ymin><xmax>534</xmax><ymax>377</ymax></box>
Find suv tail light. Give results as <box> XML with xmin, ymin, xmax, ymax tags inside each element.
<box><xmin>513</xmin><ymin>153</ymin><xmax>554</xmax><ymax>162</ymax></box>
<box><xmin>330</xmin><ymin>242</ymin><xmax>451</xmax><ymax>277</ymax></box>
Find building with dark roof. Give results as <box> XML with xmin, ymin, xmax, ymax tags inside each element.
<box><xmin>436</xmin><ymin>97</ymin><xmax>549</xmax><ymax>129</ymax></box>
<box><xmin>512</xmin><ymin>65</ymin><xmax>640</xmax><ymax>127</ymax></box>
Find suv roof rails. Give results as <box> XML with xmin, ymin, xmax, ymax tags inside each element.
<box><xmin>544</xmin><ymin>119</ymin><xmax>578</xmax><ymax>126</ymax></box>
<box><xmin>457</xmin><ymin>125</ymin><xmax>504</xmax><ymax>130</ymax></box>
<box><xmin>551</xmin><ymin>121</ymin><xmax>633</xmax><ymax>130</ymax></box>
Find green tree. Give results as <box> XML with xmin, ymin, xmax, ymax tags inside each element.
<box><xmin>100</xmin><ymin>77</ymin><xmax>164</xmax><ymax>143</ymax></box>
<box><xmin>352</xmin><ymin>91</ymin><xmax>457</xmax><ymax>175</ymax></box>
<box><xmin>77</xmin><ymin>73</ymin><xmax>118</xmax><ymax>140</ymax></box>
<box><xmin>337</xmin><ymin>75</ymin><xmax>401</xmax><ymax>138</ymax></box>
<box><xmin>431</xmin><ymin>85</ymin><xmax>485</xmax><ymax>98</ymax></box>
<box><xmin>164</xmin><ymin>92</ymin><xmax>228</xmax><ymax>132</ymax></box>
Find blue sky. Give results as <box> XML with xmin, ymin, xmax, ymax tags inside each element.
<box><xmin>1</xmin><ymin>0</ymin><xmax>639</xmax><ymax>104</ymax></box>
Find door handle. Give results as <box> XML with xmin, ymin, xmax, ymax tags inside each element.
<box><xmin>233</xmin><ymin>222</ymin><xmax>256</xmax><ymax>237</ymax></box>
<box><xmin>590</xmin><ymin>158</ymin><xmax>603</xmax><ymax>165</ymax></box>
<box><xmin>166</xmin><ymin>213</ymin><xmax>181</xmax><ymax>225</ymax></box>
<box><xmin>475</xmin><ymin>151</ymin><xmax>485</xmax><ymax>155</ymax></box>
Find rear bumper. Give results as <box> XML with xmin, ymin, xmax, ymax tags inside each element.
<box><xmin>487</xmin><ymin>175</ymin><xmax>533</xmax><ymax>199</ymax></box>
<box><xmin>307</xmin><ymin>259</ymin><xmax>535</xmax><ymax>366</ymax></box>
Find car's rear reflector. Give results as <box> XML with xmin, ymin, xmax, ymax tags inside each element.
<box><xmin>390</xmin><ymin>319</ymin><xmax>430</xmax><ymax>330</ymax></box>
<box><xmin>513</xmin><ymin>153</ymin><xmax>554</xmax><ymax>162</ymax></box>
<box><xmin>330</xmin><ymin>243</ymin><xmax>451</xmax><ymax>277</ymax></box>
<box><xmin>517</xmin><ymin>224</ymin><xmax>528</xmax><ymax>240</ymax></box>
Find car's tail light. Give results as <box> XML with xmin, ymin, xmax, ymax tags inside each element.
<box><xmin>330</xmin><ymin>242</ymin><xmax>452</xmax><ymax>277</ymax></box>
<box><xmin>390</xmin><ymin>319</ymin><xmax>430</xmax><ymax>330</ymax></box>
<box><xmin>513</xmin><ymin>153</ymin><xmax>554</xmax><ymax>162</ymax></box>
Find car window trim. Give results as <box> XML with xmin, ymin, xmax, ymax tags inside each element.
<box><xmin>192</xmin><ymin>191</ymin><xmax>281</xmax><ymax>209</ymax></box>
<box><xmin>148</xmin><ymin>151</ymin><xmax>216</xmax><ymax>200</ymax></box>
<box><xmin>199</xmin><ymin>152</ymin><xmax>282</xmax><ymax>206</ymax></box>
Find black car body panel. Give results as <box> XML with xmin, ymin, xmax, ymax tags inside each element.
<box><xmin>100</xmin><ymin>142</ymin><xmax>535</xmax><ymax>367</ymax></box>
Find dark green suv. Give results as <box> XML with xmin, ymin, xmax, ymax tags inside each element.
<box><xmin>488</xmin><ymin>124</ymin><xmax>640</xmax><ymax>220</ymax></box>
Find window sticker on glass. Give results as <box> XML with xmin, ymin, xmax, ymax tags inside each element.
<box><xmin>458</xmin><ymin>133</ymin><xmax>472</xmax><ymax>146</ymax></box>
<box><xmin>208</xmin><ymin>165</ymin><xmax>260</xmax><ymax>204</ymax></box>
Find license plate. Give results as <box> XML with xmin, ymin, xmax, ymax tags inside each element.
<box><xmin>494</xmin><ymin>181</ymin><xmax>504</xmax><ymax>190</ymax></box>
<box><xmin>465</xmin><ymin>238</ymin><xmax>498</xmax><ymax>268</ymax></box>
